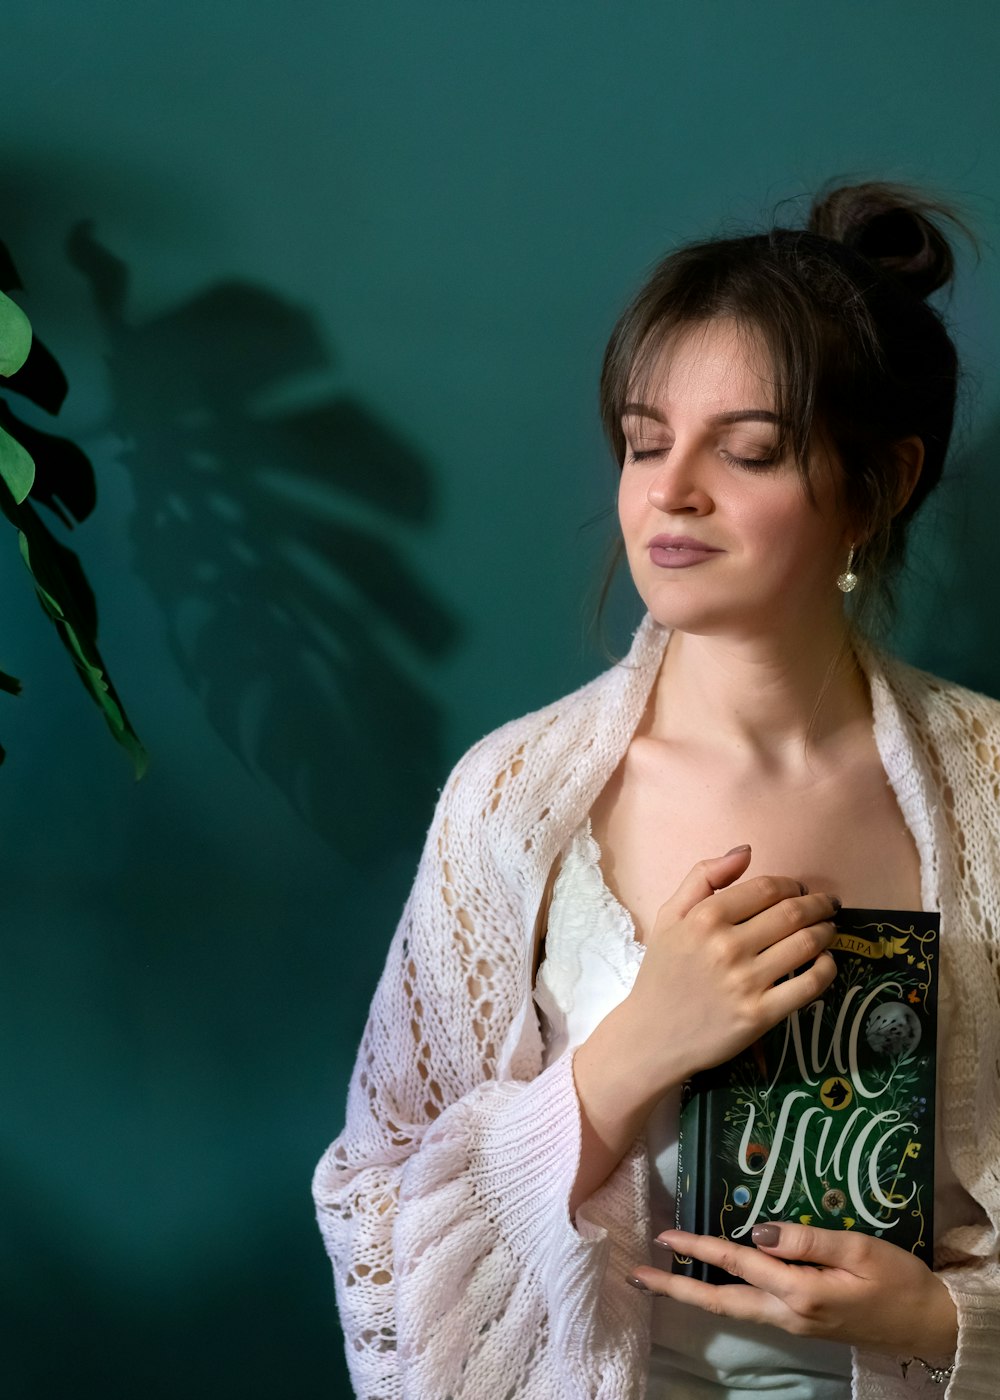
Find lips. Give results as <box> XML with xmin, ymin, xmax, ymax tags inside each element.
<box><xmin>648</xmin><ymin>534</ymin><xmax>723</xmax><ymax>569</ymax></box>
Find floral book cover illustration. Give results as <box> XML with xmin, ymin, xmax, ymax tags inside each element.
<box><xmin>672</xmin><ymin>907</ymin><xmax>940</xmax><ymax>1284</ymax></box>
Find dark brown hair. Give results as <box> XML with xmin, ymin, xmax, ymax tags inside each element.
<box><xmin>599</xmin><ymin>182</ymin><xmax>972</xmax><ymax>622</ymax></box>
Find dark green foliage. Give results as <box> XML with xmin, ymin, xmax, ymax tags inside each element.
<box><xmin>0</xmin><ymin>240</ymin><xmax>145</xmax><ymax>774</ymax></box>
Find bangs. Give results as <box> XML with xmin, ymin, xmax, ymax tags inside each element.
<box><xmin>600</xmin><ymin>233</ymin><xmax>881</xmax><ymax>493</ymax></box>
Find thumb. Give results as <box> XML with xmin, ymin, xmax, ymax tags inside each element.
<box><xmin>661</xmin><ymin>844</ymin><xmax>752</xmax><ymax>922</ymax></box>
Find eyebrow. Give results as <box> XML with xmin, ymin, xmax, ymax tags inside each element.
<box><xmin>621</xmin><ymin>403</ymin><xmax>785</xmax><ymax>427</ymax></box>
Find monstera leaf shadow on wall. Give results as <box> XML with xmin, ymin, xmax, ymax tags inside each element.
<box><xmin>68</xmin><ymin>222</ymin><xmax>458</xmax><ymax>865</ymax></box>
<box><xmin>0</xmin><ymin>241</ymin><xmax>145</xmax><ymax>772</ymax></box>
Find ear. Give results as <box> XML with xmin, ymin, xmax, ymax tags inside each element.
<box><xmin>891</xmin><ymin>435</ymin><xmax>925</xmax><ymax>517</ymax></box>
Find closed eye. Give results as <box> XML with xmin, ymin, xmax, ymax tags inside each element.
<box><xmin>722</xmin><ymin>449</ymin><xmax>780</xmax><ymax>471</ymax></box>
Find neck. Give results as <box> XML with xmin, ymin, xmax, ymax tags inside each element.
<box><xmin>648</xmin><ymin>617</ymin><xmax>870</xmax><ymax>767</ymax></box>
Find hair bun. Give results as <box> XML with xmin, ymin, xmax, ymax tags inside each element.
<box><xmin>808</xmin><ymin>181</ymin><xmax>959</xmax><ymax>298</ymax></box>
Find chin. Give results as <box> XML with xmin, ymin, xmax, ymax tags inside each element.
<box><xmin>633</xmin><ymin>571</ymin><xmax>818</xmax><ymax>640</ymax></box>
<box><xmin>638</xmin><ymin>599</ymin><xmax>741</xmax><ymax>637</ymax></box>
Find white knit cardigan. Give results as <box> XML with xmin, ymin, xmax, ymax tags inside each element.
<box><xmin>313</xmin><ymin>615</ymin><xmax>1000</xmax><ymax>1399</ymax></box>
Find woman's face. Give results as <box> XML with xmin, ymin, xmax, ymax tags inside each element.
<box><xmin>617</xmin><ymin>318</ymin><xmax>852</xmax><ymax>641</ymax></box>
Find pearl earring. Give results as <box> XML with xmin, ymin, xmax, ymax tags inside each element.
<box><xmin>836</xmin><ymin>546</ymin><xmax>858</xmax><ymax>594</ymax></box>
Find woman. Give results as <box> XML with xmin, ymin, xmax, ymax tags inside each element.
<box><xmin>313</xmin><ymin>183</ymin><xmax>1000</xmax><ymax>1398</ymax></box>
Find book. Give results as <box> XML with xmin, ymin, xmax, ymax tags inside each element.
<box><xmin>671</xmin><ymin>907</ymin><xmax>940</xmax><ymax>1283</ymax></box>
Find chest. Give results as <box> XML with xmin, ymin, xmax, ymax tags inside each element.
<box><xmin>588</xmin><ymin>739</ymin><xmax>923</xmax><ymax>944</ymax></box>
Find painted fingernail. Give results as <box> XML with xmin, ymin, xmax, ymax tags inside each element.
<box><xmin>626</xmin><ymin>1274</ymin><xmax>655</xmax><ymax>1295</ymax></box>
<box><xmin>751</xmin><ymin>1223</ymin><xmax>781</xmax><ymax>1247</ymax></box>
<box><xmin>725</xmin><ymin>844</ymin><xmax>751</xmax><ymax>855</ymax></box>
<box><xmin>652</xmin><ymin>1237</ymin><xmax>673</xmax><ymax>1251</ymax></box>
<box><xmin>798</xmin><ymin>882</ymin><xmax>809</xmax><ymax>896</ymax></box>
<box><xmin>830</xmin><ymin>895</ymin><xmax>842</xmax><ymax>912</ymax></box>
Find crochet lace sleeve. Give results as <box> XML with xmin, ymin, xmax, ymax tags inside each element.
<box><xmin>311</xmin><ymin>745</ymin><xmax>649</xmax><ymax>1399</ymax></box>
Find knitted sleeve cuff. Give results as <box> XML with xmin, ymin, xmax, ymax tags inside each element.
<box><xmin>938</xmin><ymin>1270</ymin><xmax>1000</xmax><ymax>1398</ymax></box>
<box><xmin>851</xmin><ymin>1268</ymin><xmax>1000</xmax><ymax>1398</ymax></box>
<box><xmin>392</xmin><ymin>1046</ymin><xmax>648</xmax><ymax>1395</ymax></box>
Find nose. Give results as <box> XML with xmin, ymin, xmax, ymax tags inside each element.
<box><xmin>645</xmin><ymin>443</ymin><xmax>712</xmax><ymax>514</ymax></box>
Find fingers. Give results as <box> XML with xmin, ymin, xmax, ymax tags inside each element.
<box><xmin>759</xmin><ymin>949</ymin><xmax>838</xmax><ymax>1020</ymax></box>
<box><xmin>719</xmin><ymin>890</ymin><xmax>841</xmax><ymax>969</ymax></box>
<box><xmin>660</xmin><ymin>845</ymin><xmax>753</xmax><ymax>922</ymax></box>
<box><xmin>714</xmin><ymin>879</ymin><xmax>834</xmax><ymax>934</ymax></box>
<box><xmin>646</xmin><ymin>1228</ymin><xmax>850</xmax><ymax>1319</ymax></box>
<box><xmin>631</xmin><ymin>1229</ymin><xmax>946</xmax><ymax>1354</ymax></box>
<box><xmin>631</xmin><ymin>1230</ymin><xmax>818</xmax><ymax>1321</ymax></box>
<box><xmin>754</xmin><ymin>913</ymin><xmax>839</xmax><ymax>982</ymax></box>
<box><xmin>661</xmin><ymin>855</ymin><xmax>840</xmax><ymax>947</ymax></box>
<box><xmin>654</xmin><ymin>1230</ymin><xmax>818</xmax><ymax>1296</ymax></box>
<box><xmin>656</xmin><ymin>864</ymin><xmax>840</xmax><ymax>974</ymax></box>
<box><xmin>630</xmin><ymin>1269</ymin><xmax>780</xmax><ymax>1328</ymax></box>
<box><xmin>656</xmin><ymin>1223</ymin><xmax>864</xmax><ymax>1284</ymax></box>
<box><xmin>749</xmin><ymin>1220</ymin><xmax>867</xmax><ymax>1271</ymax></box>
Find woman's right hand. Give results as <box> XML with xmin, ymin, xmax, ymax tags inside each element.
<box><xmin>619</xmin><ymin>845</ymin><xmax>840</xmax><ymax>1100</ymax></box>
<box><xmin>569</xmin><ymin>845</ymin><xmax>839</xmax><ymax>1216</ymax></box>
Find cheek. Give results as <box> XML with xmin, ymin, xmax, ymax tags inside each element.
<box><xmin>733</xmin><ymin>484</ymin><xmax>842</xmax><ymax>558</ymax></box>
<box><xmin>617</xmin><ymin>474</ymin><xmax>642</xmax><ymax>539</ymax></box>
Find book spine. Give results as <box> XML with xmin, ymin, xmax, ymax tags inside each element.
<box><xmin>693</xmin><ymin>1087</ymin><xmax>732</xmax><ymax>1285</ymax></box>
<box><xmin>671</xmin><ymin>1082</ymin><xmax>700</xmax><ymax>1276</ymax></box>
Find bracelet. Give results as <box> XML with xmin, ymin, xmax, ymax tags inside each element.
<box><xmin>899</xmin><ymin>1355</ymin><xmax>955</xmax><ymax>1385</ymax></box>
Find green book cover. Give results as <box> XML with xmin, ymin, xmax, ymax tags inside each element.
<box><xmin>672</xmin><ymin>907</ymin><xmax>940</xmax><ymax>1284</ymax></box>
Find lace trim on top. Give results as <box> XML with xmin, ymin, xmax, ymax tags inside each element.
<box><xmin>533</xmin><ymin>819</ymin><xmax>645</xmax><ymax>1065</ymax></box>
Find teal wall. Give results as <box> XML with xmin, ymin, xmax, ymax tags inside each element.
<box><xmin>3</xmin><ymin>5</ymin><xmax>999</xmax><ymax>1396</ymax></box>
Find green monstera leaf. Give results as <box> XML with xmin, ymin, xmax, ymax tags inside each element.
<box><xmin>17</xmin><ymin>519</ymin><xmax>147</xmax><ymax>776</ymax></box>
<box><xmin>0</xmin><ymin>288</ymin><xmax>35</xmax><ymax>504</ymax></box>
<box><xmin>0</xmin><ymin>251</ymin><xmax>145</xmax><ymax>775</ymax></box>
<box><xmin>0</xmin><ymin>287</ymin><xmax>31</xmax><ymax>375</ymax></box>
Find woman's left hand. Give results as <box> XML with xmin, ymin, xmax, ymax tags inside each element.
<box><xmin>630</xmin><ymin>1223</ymin><xmax>958</xmax><ymax>1360</ymax></box>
